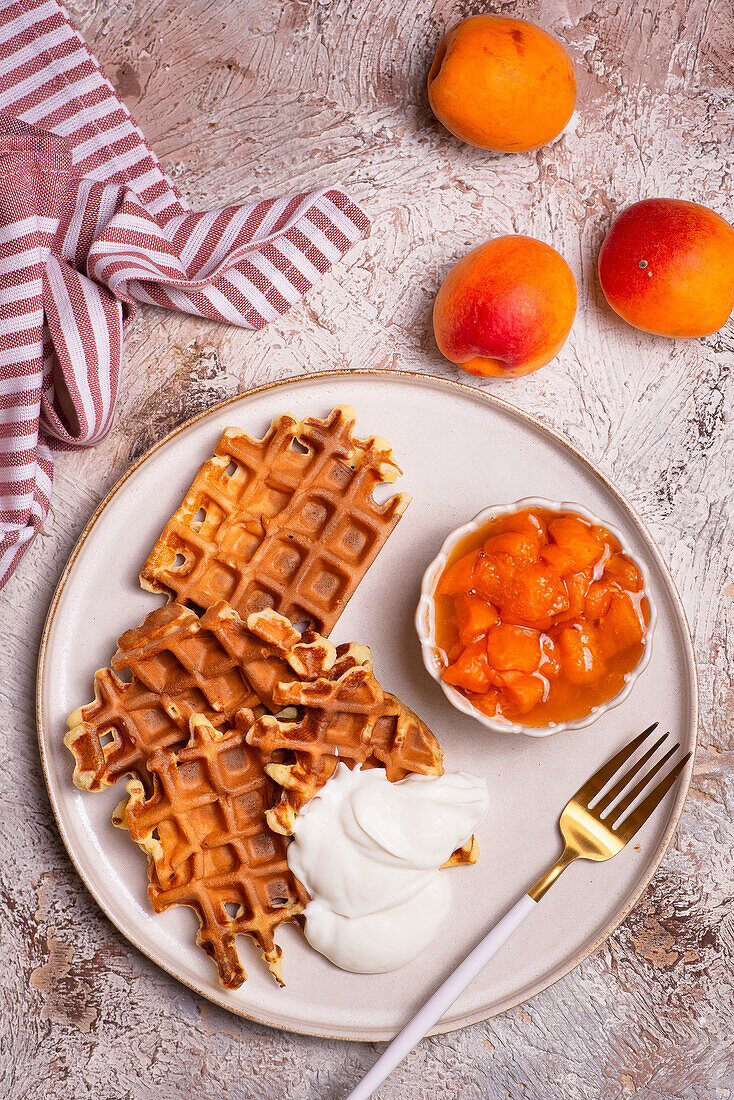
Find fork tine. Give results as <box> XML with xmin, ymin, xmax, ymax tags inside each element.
<box><xmin>595</xmin><ymin>733</ymin><xmax>668</xmax><ymax>813</ymax></box>
<box><xmin>608</xmin><ymin>742</ymin><xmax>680</xmax><ymax>824</ymax></box>
<box><xmin>617</xmin><ymin>751</ymin><xmax>692</xmax><ymax>842</ymax></box>
<box><xmin>574</xmin><ymin>723</ymin><xmax>659</xmax><ymax>806</ymax></box>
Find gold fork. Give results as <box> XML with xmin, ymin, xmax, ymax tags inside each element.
<box><xmin>347</xmin><ymin>723</ymin><xmax>692</xmax><ymax>1100</ymax></box>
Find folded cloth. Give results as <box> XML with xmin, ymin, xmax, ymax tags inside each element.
<box><xmin>0</xmin><ymin>0</ymin><xmax>369</xmax><ymax>588</ymax></box>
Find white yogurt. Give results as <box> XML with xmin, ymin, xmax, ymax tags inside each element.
<box><xmin>287</xmin><ymin>764</ymin><xmax>489</xmax><ymax>974</ymax></box>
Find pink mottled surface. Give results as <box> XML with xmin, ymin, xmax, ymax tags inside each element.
<box><xmin>1</xmin><ymin>1</ymin><xmax>732</xmax><ymax>1097</ymax></box>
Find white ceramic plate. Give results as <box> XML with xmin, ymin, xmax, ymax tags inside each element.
<box><xmin>37</xmin><ymin>370</ymin><xmax>697</xmax><ymax>1041</ymax></box>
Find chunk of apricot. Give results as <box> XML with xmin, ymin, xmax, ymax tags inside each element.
<box><xmin>539</xmin><ymin>542</ymin><xmax>576</xmax><ymax>574</ymax></box>
<box><xmin>539</xmin><ymin>634</ymin><xmax>561</xmax><ymax>678</ymax></box>
<box><xmin>605</xmin><ymin>553</ymin><xmax>642</xmax><ymax>592</ymax></box>
<box><xmin>506</xmin><ymin>563</ymin><xmax>569</xmax><ymax>625</ymax></box>
<box><xmin>564</xmin><ymin>571</ymin><xmax>591</xmax><ymax>618</ymax></box>
<box><xmin>501</xmin><ymin>510</ymin><xmax>548</xmax><ymax>539</ymax></box>
<box><xmin>483</xmin><ymin>529</ymin><xmax>540</xmax><ymax>562</ymax></box>
<box><xmin>585</xmin><ymin>580</ymin><xmax>613</xmax><ymax>620</ymax></box>
<box><xmin>486</xmin><ymin>623</ymin><xmax>541</xmax><ymax>672</ymax></box>
<box><xmin>471</xmin><ymin>689</ymin><xmax>501</xmax><ymax>717</ymax></box>
<box><xmin>473</xmin><ymin>551</ymin><xmax>514</xmax><ymax>605</ymax></box>
<box><xmin>442</xmin><ymin>640</ymin><xmax>492</xmax><ymax>693</ymax></box>
<box><xmin>600</xmin><ymin>592</ymin><xmax>644</xmax><ymax>655</ymax></box>
<box><xmin>557</xmin><ymin>625</ymin><xmax>604</xmax><ymax>684</ymax></box>
<box><xmin>437</xmin><ymin>549</ymin><xmax>478</xmax><ymax>595</ymax></box>
<box><xmin>455</xmin><ymin>594</ymin><xmax>500</xmax><ymax>645</ymax></box>
<box><xmin>548</xmin><ymin>516</ymin><xmax>605</xmax><ymax>571</ymax></box>
<box><xmin>499</xmin><ymin>671</ymin><xmax>546</xmax><ymax>714</ymax></box>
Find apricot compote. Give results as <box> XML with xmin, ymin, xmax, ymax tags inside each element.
<box><xmin>435</xmin><ymin>507</ymin><xmax>649</xmax><ymax>727</ymax></box>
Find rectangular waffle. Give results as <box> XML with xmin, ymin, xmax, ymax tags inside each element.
<box><xmin>113</xmin><ymin>710</ymin><xmax>308</xmax><ymax>989</ymax></box>
<box><xmin>65</xmin><ymin>600</ymin><xmax>338</xmax><ymax>792</ymax></box>
<box><xmin>139</xmin><ymin>406</ymin><xmax>410</xmax><ymax>635</ymax></box>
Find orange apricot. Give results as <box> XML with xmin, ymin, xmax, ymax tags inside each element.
<box><xmin>427</xmin><ymin>15</ymin><xmax>576</xmax><ymax>152</ymax></box>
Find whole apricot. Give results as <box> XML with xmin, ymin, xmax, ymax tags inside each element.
<box><xmin>598</xmin><ymin>198</ymin><xmax>734</xmax><ymax>337</ymax></box>
<box><xmin>433</xmin><ymin>236</ymin><xmax>577</xmax><ymax>378</ymax></box>
<box><xmin>427</xmin><ymin>15</ymin><xmax>576</xmax><ymax>152</ymax></box>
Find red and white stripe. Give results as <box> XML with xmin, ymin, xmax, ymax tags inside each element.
<box><xmin>0</xmin><ymin>0</ymin><xmax>369</xmax><ymax>588</ymax></box>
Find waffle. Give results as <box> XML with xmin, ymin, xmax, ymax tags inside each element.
<box><xmin>139</xmin><ymin>406</ymin><xmax>410</xmax><ymax>635</ymax></box>
<box><xmin>67</xmin><ymin>600</ymin><xmax>447</xmax><ymax>816</ymax></box>
<box><xmin>244</xmin><ymin>641</ymin><xmax>476</xmax><ymax>864</ymax></box>
<box><xmin>65</xmin><ymin>601</ymin><xmax>336</xmax><ymax>792</ymax></box>
<box><xmin>113</xmin><ymin>710</ymin><xmax>308</xmax><ymax>989</ymax></box>
<box><xmin>246</xmin><ymin>654</ymin><xmax>445</xmax><ymax>836</ymax></box>
<box><xmin>71</xmin><ymin>602</ymin><xmax>474</xmax><ymax>986</ymax></box>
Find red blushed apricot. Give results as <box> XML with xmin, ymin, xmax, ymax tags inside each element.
<box><xmin>427</xmin><ymin>15</ymin><xmax>576</xmax><ymax>153</ymax></box>
<box><xmin>433</xmin><ymin>236</ymin><xmax>577</xmax><ymax>378</ymax></box>
<box><xmin>598</xmin><ymin>198</ymin><xmax>734</xmax><ymax>337</ymax></box>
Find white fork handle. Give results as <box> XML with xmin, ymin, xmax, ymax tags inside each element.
<box><xmin>345</xmin><ymin>893</ymin><xmax>538</xmax><ymax>1100</ymax></box>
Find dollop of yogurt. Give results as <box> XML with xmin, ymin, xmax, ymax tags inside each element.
<box><xmin>287</xmin><ymin>764</ymin><xmax>489</xmax><ymax>973</ymax></box>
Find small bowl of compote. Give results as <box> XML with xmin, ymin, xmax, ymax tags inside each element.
<box><xmin>415</xmin><ymin>498</ymin><xmax>656</xmax><ymax>736</ymax></box>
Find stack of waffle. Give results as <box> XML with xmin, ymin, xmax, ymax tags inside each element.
<box><xmin>66</xmin><ymin>405</ymin><xmax>471</xmax><ymax>989</ymax></box>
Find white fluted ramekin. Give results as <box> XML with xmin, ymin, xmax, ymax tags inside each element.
<box><xmin>415</xmin><ymin>497</ymin><xmax>657</xmax><ymax>737</ymax></box>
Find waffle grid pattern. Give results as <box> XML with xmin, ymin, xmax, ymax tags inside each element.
<box><xmin>65</xmin><ymin>602</ymin><xmax>335</xmax><ymax>791</ymax></box>
<box><xmin>248</xmin><ymin>655</ymin><xmax>444</xmax><ymax>835</ymax></box>
<box><xmin>119</xmin><ymin>712</ymin><xmax>308</xmax><ymax>989</ymax></box>
<box><xmin>139</xmin><ymin>406</ymin><xmax>410</xmax><ymax>634</ymax></box>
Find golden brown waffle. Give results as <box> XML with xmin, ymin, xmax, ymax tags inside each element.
<box><xmin>246</xmin><ymin>657</ymin><xmax>444</xmax><ymax>836</ymax></box>
<box><xmin>70</xmin><ymin>602</ymin><xmax>473</xmax><ymax>986</ymax></box>
<box><xmin>113</xmin><ymin>710</ymin><xmax>308</xmax><ymax>989</ymax></box>
<box><xmin>65</xmin><ymin>601</ymin><xmax>336</xmax><ymax>792</ymax></box>
<box><xmin>139</xmin><ymin>405</ymin><xmax>410</xmax><ymax>635</ymax></box>
<box><xmin>67</xmin><ymin>601</ymin><xmax>446</xmax><ymax>816</ymax></box>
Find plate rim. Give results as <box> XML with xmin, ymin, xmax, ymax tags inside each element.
<box><xmin>36</xmin><ymin>368</ymin><xmax>698</xmax><ymax>1041</ymax></box>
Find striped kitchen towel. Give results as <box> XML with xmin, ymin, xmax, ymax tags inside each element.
<box><xmin>0</xmin><ymin>0</ymin><xmax>369</xmax><ymax>588</ymax></box>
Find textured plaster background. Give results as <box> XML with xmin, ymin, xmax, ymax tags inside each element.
<box><xmin>1</xmin><ymin>0</ymin><xmax>733</xmax><ymax>1097</ymax></box>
